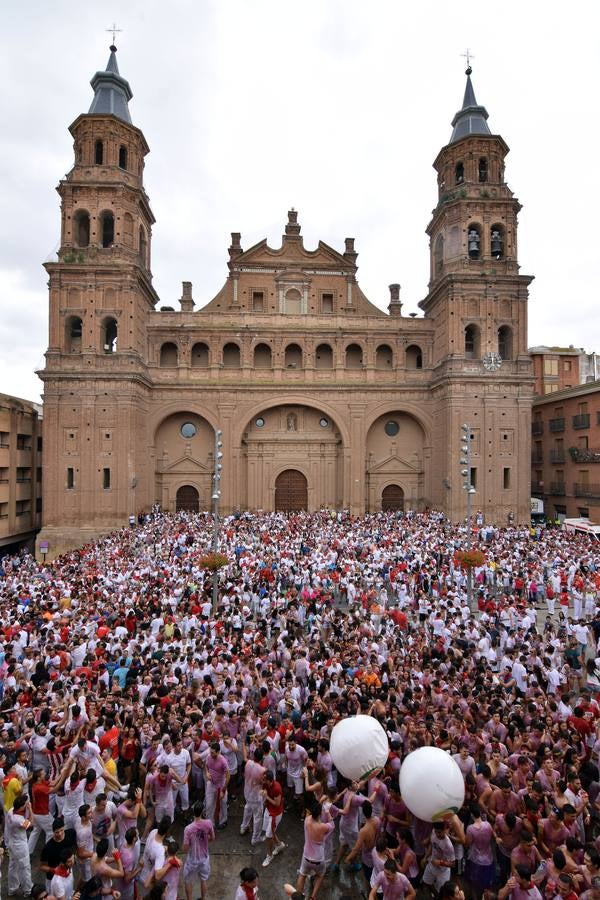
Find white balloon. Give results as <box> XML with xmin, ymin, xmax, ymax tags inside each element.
<box><xmin>330</xmin><ymin>715</ymin><xmax>389</xmax><ymax>782</ymax></box>
<box><xmin>399</xmin><ymin>746</ymin><xmax>465</xmax><ymax>822</ymax></box>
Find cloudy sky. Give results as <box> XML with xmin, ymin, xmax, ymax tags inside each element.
<box><xmin>1</xmin><ymin>0</ymin><xmax>599</xmax><ymax>403</ymax></box>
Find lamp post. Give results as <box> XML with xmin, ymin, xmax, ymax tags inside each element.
<box><xmin>459</xmin><ymin>423</ymin><xmax>477</xmax><ymax>610</ymax></box>
<box><xmin>211</xmin><ymin>429</ymin><xmax>223</xmax><ymax>614</ymax></box>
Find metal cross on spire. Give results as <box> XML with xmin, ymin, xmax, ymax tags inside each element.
<box><xmin>461</xmin><ymin>48</ymin><xmax>475</xmax><ymax>72</ymax></box>
<box><xmin>106</xmin><ymin>23</ymin><xmax>122</xmax><ymax>45</ymax></box>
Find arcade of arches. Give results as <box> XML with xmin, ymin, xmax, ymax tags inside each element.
<box><xmin>153</xmin><ymin>405</ymin><xmax>426</xmax><ymax>514</ymax></box>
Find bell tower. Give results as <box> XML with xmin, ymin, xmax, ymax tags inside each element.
<box><xmin>38</xmin><ymin>45</ymin><xmax>159</xmax><ymax>554</ymax></box>
<box><xmin>420</xmin><ymin>67</ymin><xmax>534</xmax><ymax>524</ymax></box>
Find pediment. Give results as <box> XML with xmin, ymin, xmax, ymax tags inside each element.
<box><xmin>160</xmin><ymin>455</ymin><xmax>211</xmax><ymax>474</ymax></box>
<box><xmin>368</xmin><ymin>454</ymin><xmax>422</xmax><ymax>474</ymax></box>
<box><xmin>234</xmin><ymin>237</ymin><xmax>350</xmax><ymax>272</ymax></box>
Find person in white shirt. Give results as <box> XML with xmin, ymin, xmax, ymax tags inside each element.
<box><xmin>557</xmin><ymin>694</ymin><xmax>573</xmax><ymax>721</ymax></box>
<box><xmin>6</xmin><ymin>793</ymin><xmax>33</xmax><ymax>896</ymax></box>
<box><xmin>76</xmin><ymin>803</ymin><xmax>95</xmax><ymax>881</ymax></box>
<box><xmin>574</xmin><ymin>622</ymin><xmax>589</xmax><ymax>653</ymax></box>
<box><xmin>162</xmin><ymin>736</ymin><xmax>191</xmax><ymax>815</ymax></box>
<box><xmin>285</xmin><ymin>738</ymin><xmax>308</xmax><ymax>801</ymax></box>
<box><xmin>511</xmin><ymin>656</ymin><xmax>528</xmax><ymax>695</ymax></box>
<box><xmin>546</xmin><ymin>664</ymin><xmax>563</xmax><ymax>695</ymax></box>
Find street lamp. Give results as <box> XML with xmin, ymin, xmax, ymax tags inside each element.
<box><xmin>212</xmin><ymin>429</ymin><xmax>223</xmax><ymax>614</ymax></box>
<box><xmin>460</xmin><ymin>423</ymin><xmax>476</xmax><ymax>610</ymax></box>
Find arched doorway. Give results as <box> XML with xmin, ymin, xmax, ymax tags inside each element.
<box><xmin>382</xmin><ymin>484</ymin><xmax>404</xmax><ymax>511</ymax></box>
<box><xmin>176</xmin><ymin>485</ymin><xmax>199</xmax><ymax>512</ymax></box>
<box><xmin>275</xmin><ymin>470</ymin><xmax>308</xmax><ymax>511</ymax></box>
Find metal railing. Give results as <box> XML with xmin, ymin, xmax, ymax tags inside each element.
<box><xmin>574</xmin><ymin>483</ymin><xmax>600</xmax><ymax>498</ymax></box>
<box><xmin>573</xmin><ymin>414</ymin><xmax>591</xmax><ymax>429</ymax></box>
<box><xmin>569</xmin><ymin>447</ymin><xmax>600</xmax><ymax>463</ymax></box>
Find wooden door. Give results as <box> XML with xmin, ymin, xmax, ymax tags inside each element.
<box><xmin>176</xmin><ymin>484</ymin><xmax>199</xmax><ymax>512</ymax></box>
<box><xmin>275</xmin><ymin>470</ymin><xmax>308</xmax><ymax>511</ymax></box>
<box><xmin>382</xmin><ymin>484</ymin><xmax>404</xmax><ymax>511</ymax></box>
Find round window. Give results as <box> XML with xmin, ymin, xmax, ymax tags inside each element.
<box><xmin>255</xmin><ymin>417</ymin><xmax>265</xmax><ymax>428</ymax></box>
<box><xmin>319</xmin><ymin>417</ymin><xmax>329</xmax><ymax>428</ymax></box>
<box><xmin>384</xmin><ymin>420</ymin><xmax>400</xmax><ymax>437</ymax></box>
<box><xmin>180</xmin><ymin>422</ymin><xmax>197</xmax><ymax>439</ymax></box>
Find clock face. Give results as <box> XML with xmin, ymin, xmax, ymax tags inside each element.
<box><xmin>482</xmin><ymin>351</ymin><xmax>503</xmax><ymax>372</ymax></box>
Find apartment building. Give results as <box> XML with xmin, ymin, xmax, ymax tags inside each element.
<box><xmin>0</xmin><ymin>394</ymin><xmax>42</xmax><ymax>555</ymax></box>
<box><xmin>530</xmin><ymin>346</ymin><xmax>600</xmax><ymax>396</ymax></box>
<box><xmin>531</xmin><ymin>381</ymin><xmax>600</xmax><ymax>521</ymax></box>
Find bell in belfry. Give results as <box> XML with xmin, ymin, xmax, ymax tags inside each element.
<box><xmin>491</xmin><ymin>229</ymin><xmax>503</xmax><ymax>258</ymax></box>
<box><xmin>468</xmin><ymin>228</ymin><xmax>480</xmax><ymax>258</ymax></box>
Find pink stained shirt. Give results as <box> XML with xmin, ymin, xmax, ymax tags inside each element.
<box><xmin>303</xmin><ymin>816</ymin><xmax>334</xmax><ymax>862</ymax></box>
<box><xmin>243</xmin><ymin>759</ymin><xmax>266</xmax><ymax>802</ymax></box>
<box><xmin>372</xmin><ymin>870</ymin><xmax>412</xmax><ymax>899</ymax></box>
<box><xmin>183</xmin><ymin>818</ymin><xmax>214</xmax><ymax>863</ymax></box>
<box><xmin>206</xmin><ymin>752</ymin><xmax>228</xmax><ymax>789</ymax></box>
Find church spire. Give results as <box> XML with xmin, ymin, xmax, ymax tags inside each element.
<box><xmin>88</xmin><ymin>45</ymin><xmax>133</xmax><ymax>124</ymax></box>
<box><xmin>449</xmin><ymin>67</ymin><xmax>491</xmax><ymax>144</ymax></box>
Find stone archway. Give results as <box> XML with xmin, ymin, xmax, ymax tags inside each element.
<box><xmin>275</xmin><ymin>470</ymin><xmax>308</xmax><ymax>511</ymax></box>
<box><xmin>366</xmin><ymin>410</ymin><xmax>426</xmax><ymax>512</ymax></box>
<box><xmin>176</xmin><ymin>485</ymin><xmax>199</xmax><ymax>512</ymax></box>
<box><xmin>382</xmin><ymin>484</ymin><xmax>404</xmax><ymax>511</ymax></box>
<box><xmin>240</xmin><ymin>403</ymin><xmax>343</xmax><ymax>511</ymax></box>
<box><xmin>154</xmin><ymin>412</ymin><xmax>214</xmax><ymax>513</ymax></box>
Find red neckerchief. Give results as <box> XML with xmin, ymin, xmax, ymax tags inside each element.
<box><xmin>241</xmin><ymin>885</ymin><xmax>255</xmax><ymax>900</ymax></box>
<box><xmin>54</xmin><ymin>865</ymin><xmax>71</xmax><ymax>878</ymax></box>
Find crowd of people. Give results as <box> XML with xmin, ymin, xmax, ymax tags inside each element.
<box><xmin>0</xmin><ymin>509</ymin><xmax>598</xmax><ymax>900</ymax></box>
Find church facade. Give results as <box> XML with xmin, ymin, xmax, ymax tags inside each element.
<box><xmin>38</xmin><ymin>48</ymin><xmax>534</xmax><ymax>556</ymax></box>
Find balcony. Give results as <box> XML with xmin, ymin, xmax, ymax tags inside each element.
<box><xmin>549</xmin><ymin>482</ymin><xmax>566</xmax><ymax>495</ymax></box>
<box><xmin>569</xmin><ymin>447</ymin><xmax>600</xmax><ymax>463</ymax></box>
<box><xmin>574</xmin><ymin>483</ymin><xmax>600</xmax><ymax>498</ymax></box>
<box><xmin>531</xmin><ymin>452</ymin><xmax>543</xmax><ymax>465</ymax></box>
<box><xmin>532</xmin><ymin>421</ymin><xmax>544</xmax><ymax>435</ymax></box>
<box><xmin>549</xmin><ymin>417</ymin><xmax>565</xmax><ymax>433</ymax></box>
<box><xmin>573</xmin><ymin>414</ymin><xmax>591</xmax><ymax>429</ymax></box>
<box><xmin>531</xmin><ymin>481</ymin><xmax>544</xmax><ymax>494</ymax></box>
<box><xmin>550</xmin><ymin>450</ymin><xmax>565</xmax><ymax>464</ymax></box>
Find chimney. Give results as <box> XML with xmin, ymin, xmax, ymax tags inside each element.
<box><xmin>180</xmin><ymin>281</ymin><xmax>194</xmax><ymax>312</ymax></box>
<box><xmin>228</xmin><ymin>232</ymin><xmax>242</xmax><ymax>260</ymax></box>
<box><xmin>388</xmin><ymin>283</ymin><xmax>402</xmax><ymax>317</ymax></box>
<box><xmin>344</xmin><ymin>237</ymin><xmax>358</xmax><ymax>266</ymax></box>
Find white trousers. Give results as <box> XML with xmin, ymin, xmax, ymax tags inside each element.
<box><xmin>241</xmin><ymin>798</ymin><xmax>264</xmax><ymax>842</ymax></box>
<box><xmin>28</xmin><ymin>811</ymin><xmax>54</xmax><ymax>853</ymax></box>
<box><xmin>204</xmin><ymin>783</ymin><xmax>227</xmax><ymax>826</ymax></box>
<box><xmin>7</xmin><ymin>845</ymin><xmax>32</xmax><ymax>895</ymax></box>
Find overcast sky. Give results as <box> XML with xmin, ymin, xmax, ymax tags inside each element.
<box><xmin>1</xmin><ymin>0</ymin><xmax>599</xmax><ymax>403</ymax></box>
